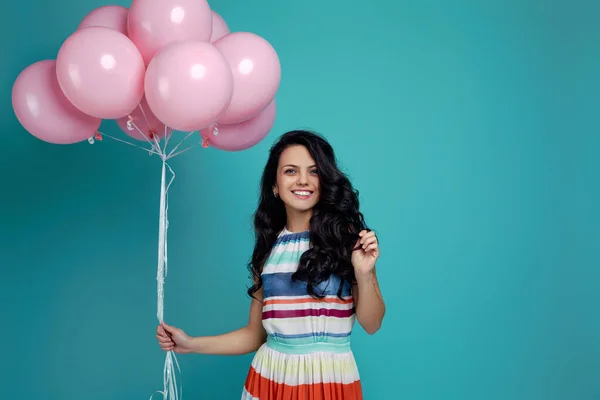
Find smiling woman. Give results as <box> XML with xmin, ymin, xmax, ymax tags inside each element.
<box><xmin>156</xmin><ymin>130</ymin><xmax>386</xmax><ymax>400</ymax></box>
<box><xmin>273</xmin><ymin>144</ymin><xmax>321</xmax><ymax>222</ymax></box>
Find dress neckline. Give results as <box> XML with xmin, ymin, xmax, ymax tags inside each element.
<box><xmin>281</xmin><ymin>226</ymin><xmax>310</xmax><ymax>235</ymax></box>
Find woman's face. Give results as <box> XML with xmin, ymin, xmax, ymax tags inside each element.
<box><xmin>273</xmin><ymin>145</ymin><xmax>320</xmax><ymax>214</ymax></box>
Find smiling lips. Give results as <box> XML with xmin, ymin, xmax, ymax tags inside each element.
<box><xmin>292</xmin><ymin>190</ymin><xmax>313</xmax><ymax>199</ymax></box>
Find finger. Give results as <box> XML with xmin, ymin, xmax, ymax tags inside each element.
<box><xmin>364</xmin><ymin>243</ymin><xmax>379</xmax><ymax>254</ymax></box>
<box><xmin>361</xmin><ymin>236</ymin><xmax>377</xmax><ymax>248</ymax></box>
<box><xmin>359</xmin><ymin>231</ymin><xmax>376</xmax><ymax>244</ymax></box>
<box><xmin>157</xmin><ymin>340</ymin><xmax>174</xmax><ymax>349</ymax></box>
<box><xmin>157</xmin><ymin>326</ymin><xmax>170</xmax><ymax>338</ymax></box>
<box><xmin>362</xmin><ymin>235</ymin><xmax>376</xmax><ymax>244</ymax></box>
<box><xmin>156</xmin><ymin>334</ymin><xmax>172</xmax><ymax>343</ymax></box>
<box><xmin>159</xmin><ymin>340</ymin><xmax>174</xmax><ymax>348</ymax></box>
<box><xmin>161</xmin><ymin>321</ymin><xmax>178</xmax><ymax>335</ymax></box>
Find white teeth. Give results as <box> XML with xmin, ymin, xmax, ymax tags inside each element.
<box><xmin>293</xmin><ymin>191</ymin><xmax>311</xmax><ymax>196</ymax></box>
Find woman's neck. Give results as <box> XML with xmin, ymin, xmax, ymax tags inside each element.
<box><xmin>285</xmin><ymin>209</ymin><xmax>312</xmax><ymax>233</ymax></box>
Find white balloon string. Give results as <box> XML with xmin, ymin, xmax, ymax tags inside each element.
<box><xmin>149</xmin><ymin>351</ymin><xmax>182</xmax><ymax>400</ymax></box>
<box><xmin>152</xmin><ymin>155</ymin><xmax>182</xmax><ymax>400</ymax></box>
<box><xmin>123</xmin><ymin>119</ymin><xmax>164</xmax><ymax>157</ymax></box>
<box><xmin>167</xmin><ymin>144</ymin><xmax>200</xmax><ymax>160</ymax></box>
<box><xmin>98</xmin><ymin>124</ymin><xmax>203</xmax><ymax>161</ymax></box>
<box><xmin>167</xmin><ymin>131</ymin><xmax>197</xmax><ymax>158</ymax></box>
<box><xmin>93</xmin><ymin>123</ymin><xmax>202</xmax><ymax>400</ymax></box>
<box><xmin>137</xmin><ymin>103</ymin><xmax>152</xmax><ymax>132</ymax></box>
<box><xmin>162</xmin><ymin>125</ymin><xmax>173</xmax><ymax>154</ymax></box>
<box><xmin>138</xmin><ymin>107</ymin><xmax>165</xmax><ymax>156</ymax></box>
<box><xmin>153</xmin><ymin>134</ymin><xmax>165</xmax><ymax>158</ymax></box>
<box><xmin>97</xmin><ymin>132</ymin><xmax>161</xmax><ymax>156</ymax></box>
<box><xmin>156</xmin><ymin>159</ymin><xmax>167</xmax><ymax>323</ymax></box>
<box><xmin>164</xmin><ymin>162</ymin><xmax>176</xmax><ymax>278</ymax></box>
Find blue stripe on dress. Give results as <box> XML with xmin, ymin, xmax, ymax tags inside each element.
<box><xmin>262</xmin><ymin>272</ymin><xmax>352</xmax><ymax>298</ymax></box>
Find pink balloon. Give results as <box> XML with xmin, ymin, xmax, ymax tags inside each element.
<box><xmin>12</xmin><ymin>60</ymin><xmax>101</xmax><ymax>144</ymax></box>
<box><xmin>202</xmin><ymin>99</ymin><xmax>276</xmax><ymax>152</ymax></box>
<box><xmin>128</xmin><ymin>0</ymin><xmax>212</xmax><ymax>64</ymax></box>
<box><xmin>214</xmin><ymin>32</ymin><xmax>281</xmax><ymax>125</ymax></box>
<box><xmin>78</xmin><ymin>5</ymin><xmax>128</xmax><ymax>34</ymax></box>
<box><xmin>56</xmin><ymin>26</ymin><xmax>145</xmax><ymax>119</ymax></box>
<box><xmin>144</xmin><ymin>40</ymin><xmax>233</xmax><ymax>132</ymax></box>
<box><xmin>210</xmin><ymin>11</ymin><xmax>229</xmax><ymax>43</ymax></box>
<box><xmin>116</xmin><ymin>96</ymin><xmax>170</xmax><ymax>142</ymax></box>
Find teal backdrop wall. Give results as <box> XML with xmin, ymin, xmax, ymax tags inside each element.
<box><xmin>1</xmin><ymin>0</ymin><xmax>598</xmax><ymax>399</ymax></box>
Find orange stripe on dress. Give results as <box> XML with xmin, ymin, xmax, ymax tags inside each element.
<box><xmin>243</xmin><ymin>366</ymin><xmax>363</xmax><ymax>400</ymax></box>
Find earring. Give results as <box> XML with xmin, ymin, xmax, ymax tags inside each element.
<box><xmin>273</xmin><ymin>191</ymin><xmax>278</xmax><ymax>198</ymax></box>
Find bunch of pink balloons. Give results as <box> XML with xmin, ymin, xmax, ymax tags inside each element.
<box><xmin>11</xmin><ymin>0</ymin><xmax>280</xmax><ymax>151</ymax></box>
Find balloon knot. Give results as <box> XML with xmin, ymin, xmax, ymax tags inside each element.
<box><xmin>201</xmin><ymin>136</ymin><xmax>210</xmax><ymax>148</ymax></box>
<box><xmin>94</xmin><ymin>132</ymin><xmax>103</xmax><ymax>141</ymax></box>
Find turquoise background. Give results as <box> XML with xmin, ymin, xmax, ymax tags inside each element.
<box><xmin>1</xmin><ymin>0</ymin><xmax>598</xmax><ymax>399</ymax></box>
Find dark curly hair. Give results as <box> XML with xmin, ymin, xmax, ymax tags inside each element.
<box><xmin>247</xmin><ymin>130</ymin><xmax>369</xmax><ymax>300</ymax></box>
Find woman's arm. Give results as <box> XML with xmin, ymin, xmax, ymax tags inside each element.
<box><xmin>353</xmin><ymin>267</ymin><xmax>386</xmax><ymax>334</ymax></box>
<box><xmin>191</xmin><ymin>288</ymin><xmax>267</xmax><ymax>354</ymax></box>
<box><xmin>351</xmin><ymin>230</ymin><xmax>386</xmax><ymax>334</ymax></box>
<box><xmin>158</xmin><ymin>288</ymin><xmax>267</xmax><ymax>355</ymax></box>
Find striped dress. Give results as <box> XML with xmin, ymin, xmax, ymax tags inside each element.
<box><xmin>242</xmin><ymin>227</ymin><xmax>363</xmax><ymax>400</ymax></box>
